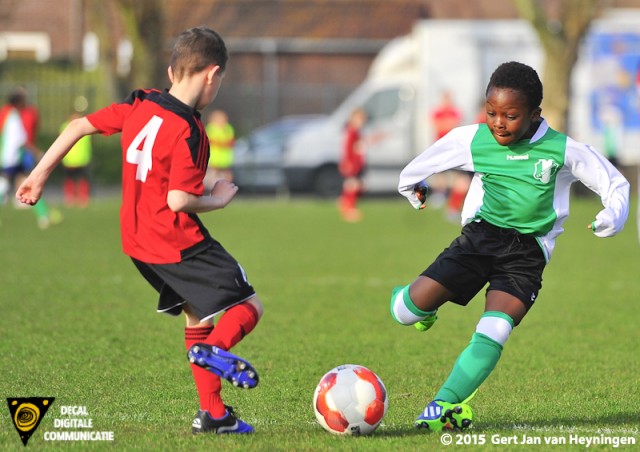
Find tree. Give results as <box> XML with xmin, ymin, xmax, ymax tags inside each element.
<box><xmin>116</xmin><ymin>0</ymin><xmax>166</xmax><ymax>90</ymax></box>
<box><xmin>84</xmin><ymin>0</ymin><xmax>165</xmax><ymax>99</ymax></box>
<box><xmin>514</xmin><ymin>0</ymin><xmax>611</xmax><ymax>132</ymax></box>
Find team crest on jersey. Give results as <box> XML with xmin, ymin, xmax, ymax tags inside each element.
<box><xmin>533</xmin><ymin>159</ymin><xmax>559</xmax><ymax>184</ymax></box>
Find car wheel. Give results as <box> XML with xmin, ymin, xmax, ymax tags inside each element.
<box><xmin>313</xmin><ymin>165</ymin><xmax>342</xmax><ymax>198</ymax></box>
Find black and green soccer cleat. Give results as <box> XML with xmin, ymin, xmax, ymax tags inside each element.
<box><xmin>414</xmin><ymin>311</ymin><xmax>438</xmax><ymax>332</ymax></box>
<box><xmin>415</xmin><ymin>399</ymin><xmax>473</xmax><ymax>431</ymax></box>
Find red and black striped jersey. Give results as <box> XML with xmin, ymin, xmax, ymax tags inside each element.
<box><xmin>87</xmin><ymin>89</ymin><xmax>212</xmax><ymax>263</ymax></box>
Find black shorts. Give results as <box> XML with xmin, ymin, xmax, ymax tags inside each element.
<box><xmin>132</xmin><ymin>239</ymin><xmax>255</xmax><ymax>321</ymax></box>
<box><xmin>422</xmin><ymin>220</ymin><xmax>546</xmax><ymax>309</ymax></box>
<box><xmin>64</xmin><ymin>166</ymin><xmax>90</xmax><ymax>180</ymax></box>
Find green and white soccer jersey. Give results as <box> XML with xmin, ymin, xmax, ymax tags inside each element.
<box><xmin>467</xmin><ymin>124</ymin><xmax>566</xmax><ymax>235</ymax></box>
<box><xmin>398</xmin><ymin>119</ymin><xmax>630</xmax><ymax>262</ymax></box>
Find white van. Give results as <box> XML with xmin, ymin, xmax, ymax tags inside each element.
<box><xmin>283</xmin><ymin>14</ymin><xmax>640</xmax><ymax>196</ymax></box>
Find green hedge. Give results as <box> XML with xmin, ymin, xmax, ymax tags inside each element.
<box><xmin>1</xmin><ymin>60</ymin><xmax>123</xmax><ymax>184</ymax></box>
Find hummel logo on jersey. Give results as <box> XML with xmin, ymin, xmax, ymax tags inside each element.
<box><xmin>507</xmin><ymin>154</ymin><xmax>529</xmax><ymax>160</ymax></box>
<box><xmin>533</xmin><ymin>159</ymin><xmax>560</xmax><ymax>184</ymax></box>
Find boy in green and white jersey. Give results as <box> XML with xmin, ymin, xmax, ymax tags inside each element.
<box><xmin>391</xmin><ymin>62</ymin><xmax>630</xmax><ymax>431</ymax></box>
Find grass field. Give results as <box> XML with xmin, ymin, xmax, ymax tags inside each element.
<box><xmin>0</xmin><ymin>193</ymin><xmax>638</xmax><ymax>450</ymax></box>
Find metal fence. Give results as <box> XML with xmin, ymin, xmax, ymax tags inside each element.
<box><xmin>0</xmin><ymin>59</ymin><xmax>360</xmax><ymax>183</ymax></box>
<box><xmin>0</xmin><ymin>61</ymin><xmax>99</xmax><ymax>142</ymax></box>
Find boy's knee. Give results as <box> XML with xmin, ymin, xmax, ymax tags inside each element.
<box><xmin>475</xmin><ymin>311</ymin><xmax>515</xmax><ymax>346</ymax></box>
<box><xmin>390</xmin><ymin>286</ymin><xmax>409</xmax><ymax>324</ymax></box>
<box><xmin>246</xmin><ymin>296</ymin><xmax>264</xmax><ymax>320</ymax></box>
<box><xmin>184</xmin><ymin>309</ymin><xmax>213</xmax><ymax>328</ymax></box>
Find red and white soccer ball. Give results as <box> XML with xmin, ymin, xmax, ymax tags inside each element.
<box><xmin>313</xmin><ymin>364</ymin><xmax>388</xmax><ymax>436</ymax></box>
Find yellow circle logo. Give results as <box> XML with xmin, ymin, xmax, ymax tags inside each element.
<box><xmin>13</xmin><ymin>403</ymin><xmax>40</xmax><ymax>432</ymax></box>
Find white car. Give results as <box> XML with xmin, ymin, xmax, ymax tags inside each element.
<box><xmin>232</xmin><ymin>115</ymin><xmax>325</xmax><ymax>193</ymax></box>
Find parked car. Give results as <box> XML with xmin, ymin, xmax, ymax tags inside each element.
<box><xmin>232</xmin><ymin>115</ymin><xmax>325</xmax><ymax>193</ymax></box>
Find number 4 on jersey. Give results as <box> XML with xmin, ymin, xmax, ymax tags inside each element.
<box><xmin>126</xmin><ymin>115</ymin><xmax>163</xmax><ymax>182</ymax></box>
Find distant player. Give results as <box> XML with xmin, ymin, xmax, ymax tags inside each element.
<box><xmin>392</xmin><ymin>61</ymin><xmax>630</xmax><ymax>430</ymax></box>
<box><xmin>61</xmin><ymin>111</ymin><xmax>93</xmax><ymax>207</ymax></box>
<box><xmin>205</xmin><ymin>109</ymin><xmax>235</xmax><ymax>182</ymax></box>
<box><xmin>339</xmin><ymin>108</ymin><xmax>367</xmax><ymax>222</ymax></box>
<box><xmin>17</xmin><ymin>27</ymin><xmax>263</xmax><ymax>435</ymax></box>
<box><xmin>1</xmin><ymin>87</ymin><xmax>58</xmax><ymax>228</ymax></box>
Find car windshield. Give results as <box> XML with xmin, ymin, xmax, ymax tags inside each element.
<box><xmin>250</xmin><ymin>117</ymin><xmax>322</xmax><ymax>148</ymax></box>
<box><xmin>252</xmin><ymin>126</ymin><xmax>288</xmax><ymax>148</ymax></box>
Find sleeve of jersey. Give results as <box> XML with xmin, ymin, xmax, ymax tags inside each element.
<box><xmin>168</xmin><ymin>131</ymin><xmax>205</xmax><ymax>196</ymax></box>
<box><xmin>565</xmin><ymin>138</ymin><xmax>630</xmax><ymax>237</ymax></box>
<box><xmin>86</xmin><ymin>102</ymin><xmax>131</xmax><ymax>136</ymax></box>
<box><xmin>398</xmin><ymin>125</ymin><xmax>477</xmax><ymax>209</ymax></box>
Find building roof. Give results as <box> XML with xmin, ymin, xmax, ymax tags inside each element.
<box><xmin>165</xmin><ymin>0</ymin><xmax>521</xmax><ymax>42</ymax></box>
<box><xmin>2</xmin><ymin>0</ymin><xmax>639</xmax><ymax>59</ymax></box>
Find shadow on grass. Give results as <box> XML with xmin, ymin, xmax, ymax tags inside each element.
<box><xmin>370</xmin><ymin>411</ymin><xmax>640</xmax><ymax>438</ymax></box>
<box><xmin>372</xmin><ymin>427</ymin><xmax>444</xmax><ymax>438</ymax></box>
<box><xmin>473</xmin><ymin>410</ymin><xmax>640</xmax><ymax>432</ymax></box>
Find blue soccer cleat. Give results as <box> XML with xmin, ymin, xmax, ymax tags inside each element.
<box><xmin>188</xmin><ymin>343</ymin><xmax>259</xmax><ymax>389</ymax></box>
<box><xmin>192</xmin><ymin>407</ymin><xmax>254</xmax><ymax>434</ymax></box>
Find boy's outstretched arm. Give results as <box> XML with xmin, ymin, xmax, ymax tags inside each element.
<box><xmin>397</xmin><ymin>127</ymin><xmax>473</xmax><ymax>209</ymax></box>
<box><xmin>16</xmin><ymin>117</ymin><xmax>98</xmax><ymax>205</ymax></box>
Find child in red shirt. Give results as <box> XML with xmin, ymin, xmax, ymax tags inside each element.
<box><xmin>17</xmin><ymin>27</ymin><xmax>262</xmax><ymax>435</ymax></box>
<box><xmin>339</xmin><ymin>108</ymin><xmax>367</xmax><ymax>222</ymax></box>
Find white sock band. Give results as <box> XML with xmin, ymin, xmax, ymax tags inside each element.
<box><xmin>391</xmin><ymin>286</ymin><xmax>433</xmax><ymax>325</ymax></box>
<box><xmin>475</xmin><ymin>314</ymin><xmax>513</xmax><ymax>346</ymax></box>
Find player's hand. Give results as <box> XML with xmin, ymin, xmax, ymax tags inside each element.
<box><xmin>414</xmin><ymin>182</ymin><xmax>428</xmax><ymax>210</ymax></box>
<box><xmin>210</xmin><ymin>179</ymin><xmax>239</xmax><ymax>207</ymax></box>
<box><xmin>15</xmin><ymin>175</ymin><xmax>43</xmax><ymax>206</ymax></box>
<box><xmin>589</xmin><ymin>208</ymin><xmax>624</xmax><ymax>238</ymax></box>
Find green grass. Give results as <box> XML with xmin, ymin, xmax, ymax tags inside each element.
<box><xmin>0</xmin><ymin>194</ymin><xmax>638</xmax><ymax>450</ymax></box>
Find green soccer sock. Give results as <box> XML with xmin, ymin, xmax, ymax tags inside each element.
<box><xmin>434</xmin><ymin>332</ymin><xmax>503</xmax><ymax>403</ymax></box>
<box><xmin>33</xmin><ymin>199</ymin><xmax>49</xmax><ymax>220</ymax></box>
<box><xmin>390</xmin><ymin>285</ymin><xmax>436</xmax><ymax>325</ymax></box>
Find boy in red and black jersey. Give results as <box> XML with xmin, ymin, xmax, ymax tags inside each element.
<box><xmin>17</xmin><ymin>27</ymin><xmax>262</xmax><ymax>435</ymax></box>
<box><xmin>88</xmin><ymin>88</ymin><xmax>214</xmax><ymax>264</ymax></box>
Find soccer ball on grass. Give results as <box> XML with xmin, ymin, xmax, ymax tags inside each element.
<box><xmin>313</xmin><ymin>364</ymin><xmax>388</xmax><ymax>435</ymax></box>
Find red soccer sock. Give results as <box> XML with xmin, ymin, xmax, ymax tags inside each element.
<box><xmin>207</xmin><ymin>302</ymin><xmax>259</xmax><ymax>351</ymax></box>
<box><xmin>340</xmin><ymin>189</ymin><xmax>358</xmax><ymax>212</ymax></box>
<box><xmin>185</xmin><ymin>326</ymin><xmax>226</xmax><ymax>418</ymax></box>
<box><xmin>78</xmin><ymin>179</ymin><xmax>90</xmax><ymax>207</ymax></box>
<box><xmin>63</xmin><ymin>179</ymin><xmax>75</xmax><ymax>206</ymax></box>
<box><xmin>447</xmin><ymin>188</ymin><xmax>466</xmax><ymax>213</ymax></box>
